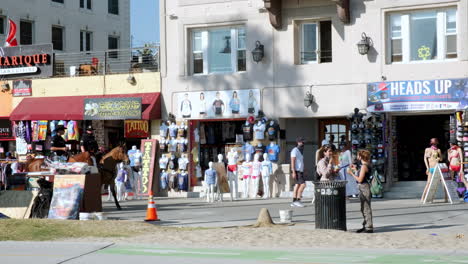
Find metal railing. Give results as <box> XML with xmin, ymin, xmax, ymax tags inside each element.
<box><xmin>52</xmin><ymin>46</ymin><xmax>160</xmax><ymax>77</ymax></box>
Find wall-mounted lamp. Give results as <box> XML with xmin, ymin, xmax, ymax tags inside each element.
<box><xmin>126</xmin><ymin>75</ymin><xmax>136</xmax><ymax>85</ymax></box>
<box><xmin>1</xmin><ymin>83</ymin><xmax>10</xmax><ymax>93</ymax></box>
<box><xmin>357</xmin><ymin>32</ymin><xmax>372</xmax><ymax>55</ymax></box>
<box><xmin>168</xmin><ymin>14</ymin><xmax>178</xmax><ymax>20</ymax></box>
<box><xmin>251</xmin><ymin>41</ymin><xmax>264</xmax><ymax>63</ymax></box>
<box><xmin>304</xmin><ymin>86</ymin><xmax>315</xmax><ymax>108</ymax></box>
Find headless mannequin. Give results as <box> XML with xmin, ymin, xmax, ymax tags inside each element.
<box><xmin>251</xmin><ymin>153</ymin><xmax>262</xmax><ymax>197</ymax></box>
<box><xmin>227</xmin><ymin>148</ymin><xmax>239</xmax><ymax>200</ymax></box>
<box><xmin>205</xmin><ymin>161</ymin><xmax>217</xmax><ymax>203</ymax></box>
<box><xmin>261</xmin><ymin>153</ymin><xmax>273</xmax><ymax>199</ymax></box>
<box><xmin>241</xmin><ymin>153</ymin><xmax>252</xmax><ymax>198</ymax></box>
<box><xmin>213</xmin><ymin>154</ymin><xmax>227</xmax><ymax>202</ymax></box>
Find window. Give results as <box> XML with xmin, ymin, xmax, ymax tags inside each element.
<box><xmin>108</xmin><ymin>36</ymin><xmax>119</xmax><ymax>58</ymax></box>
<box><xmin>388</xmin><ymin>8</ymin><xmax>457</xmax><ymax>63</ymax></box>
<box><xmin>108</xmin><ymin>0</ymin><xmax>119</xmax><ymax>15</ymax></box>
<box><xmin>80</xmin><ymin>0</ymin><xmax>92</xmax><ymax>9</ymax></box>
<box><xmin>0</xmin><ymin>17</ymin><xmax>4</xmax><ymax>35</ymax></box>
<box><xmin>20</xmin><ymin>20</ymin><xmax>33</xmax><ymax>45</ymax></box>
<box><xmin>191</xmin><ymin>26</ymin><xmax>246</xmax><ymax>75</ymax></box>
<box><xmin>52</xmin><ymin>26</ymin><xmax>64</xmax><ymax>51</ymax></box>
<box><xmin>299</xmin><ymin>20</ymin><xmax>332</xmax><ymax>64</ymax></box>
<box><xmin>52</xmin><ymin>0</ymin><xmax>64</xmax><ymax>3</ymax></box>
<box><xmin>80</xmin><ymin>31</ymin><xmax>92</xmax><ymax>52</ymax></box>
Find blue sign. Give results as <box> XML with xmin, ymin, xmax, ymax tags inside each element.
<box><xmin>367</xmin><ymin>78</ymin><xmax>468</xmax><ymax>112</ymax></box>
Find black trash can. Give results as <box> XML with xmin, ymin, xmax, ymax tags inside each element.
<box><xmin>314</xmin><ymin>180</ymin><xmax>347</xmax><ymax>231</ymax></box>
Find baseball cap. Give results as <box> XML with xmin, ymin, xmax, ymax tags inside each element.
<box><xmin>296</xmin><ymin>137</ymin><xmax>305</xmax><ymax>143</ymax></box>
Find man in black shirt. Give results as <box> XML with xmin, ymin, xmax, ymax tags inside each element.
<box><xmin>80</xmin><ymin>125</ymin><xmax>99</xmax><ymax>154</ymax></box>
<box><xmin>50</xmin><ymin>125</ymin><xmax>68</xmax><ymax>156</ymax></box>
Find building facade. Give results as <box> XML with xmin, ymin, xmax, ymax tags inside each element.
<box><xmin>160</xmin><ymin>0</ymin><xmax>468</xmax><ymax>193</ymax></box>
<box><xmin>0</xmin><ymin>0</ymin><xmax>130</xmax><ymax>53</ymax></box>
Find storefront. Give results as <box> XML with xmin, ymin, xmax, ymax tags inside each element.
<box><xmin>161</xmin><ymin>88</ymin><xmax>285</xmax><ymax>198</ymax></box>
<box><xmin>367</xmin><ymin>77</ymin><xmax>466</xmax><ymax>185</ymax></box>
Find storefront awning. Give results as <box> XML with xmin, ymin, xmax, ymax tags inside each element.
<box><xmin>10</xmin><ymin>93</ymin><xmax>161</xmax><ymax>120</ymax></box>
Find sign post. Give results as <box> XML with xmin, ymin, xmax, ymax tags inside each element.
<box><xmin>423</xmin><ymin>163</ymin><xmax>459</xmax><ymax>204</ymax></box>
<box><xmin>138</xmin><ymin>139</ymin><xmax>158</xmax><ymax>198</ymax></box>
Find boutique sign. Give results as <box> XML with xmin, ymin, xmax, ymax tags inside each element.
<box><xmin>0</xmin><ymin>44</ymin><xmax>53</xmax><ymax>79</ymax></box>
<box><xmin>367</xmin><ymin>78</ymin><xmax>468</xmax><ymax>112</ymax></box>
<box><xmin>84</xmin><ymin>97</ymin><xmax>142</xmax><ymax>120</ymax></box>
<box><xmin>0</xmin><ymin>119</ymin><xmax>13</xmax><ymax>139</ymax></box>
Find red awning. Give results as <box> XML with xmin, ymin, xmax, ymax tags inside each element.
<box><xmin>10</xmin><ymin>93</ymin><xmax>161</xmax><ymax>120</ymax></box>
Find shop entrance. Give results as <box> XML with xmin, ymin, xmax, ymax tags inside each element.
<box><xmin>396</xmin><ymin>114</ymin><xmax>450</xmax><ymax>181</ymax></box>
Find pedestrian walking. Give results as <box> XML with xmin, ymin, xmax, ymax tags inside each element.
<box><xmin>349</xmin><ymin>149</ymin><xmax>374</xmax><ymax>233</ymax></box>
<box><xmin>290</xmin><ymin>137</ymin><xmax>306</xmax><ymax>207</ymax></box>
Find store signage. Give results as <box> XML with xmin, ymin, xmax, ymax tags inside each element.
<box><xmin>139</xmin><ymin>139</ymin><xmax>157</xmax><ymax>196</ymax></box>
<box><xmin>367</xmin><ymin>78</ymin><xmax>468</xmax><ymax>112</ymax></box>
<box><xmin>423</xmin><ymin>164</ymin><xmax>459</xmax><ymax>204</ymax></box>
<box><xmin>84</xmin><ymin>97</ymin><xmax>142</xmax><ymax>120</ymax></box>
<box><xmin>0</xmin><ymin>44</ymin><xmax>53</xmax><ymax>79</ymax></box>
<box><xmin>0</xmin><ymin>120</ymin><xmax>12</xmax><ymax>138</ymax></box>
<box><xmin>12</xmin><ymin>79</ymin><xmax>32</xmax><ymax>96</ymax></box>
<box><xmin>175</xmin><ymin>89</ymin><xmax>261</xmax><ymax>119</ymax></box>
<box><xmin>124</xmin><ymin>120</ymin><xmax>149</xmax><ymax>138</ymax></box>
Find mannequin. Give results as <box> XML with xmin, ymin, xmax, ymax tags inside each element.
<box><xmin>159</xmin><ymin>139</ymin><xmax>167</xmax><ymax>153</ymax></box>
<box><xmin>160</xmin><ymin>121</ymin><xmax>169</xmax><ymax>138</ymax></box>
<box><xmin>254</xmin><ymin>143</ymin><xmax>265</xmax><ymax>161</ymax></box>
<box><xmin>261</xmin><ymin>153</ymin><xmax>273</xmax><ymax>199</ymax></box>
<box><xmin>241</xmin><ymin>153</ymin><xmax>252</xmax><ymax>198</ymax></box>
<box><xmin>242</xmin><ymin>142</ymin><xmax>254</xmax><ymax>161</ymax></box>
<box><xmin>133</xmin><ymin>149</ymin><xmax>142</xmax><ymax>168</ymax></box>
<box><xmin>213</xmin><ymin>154</ymin><xmax>229</xmax><ymax>202</ymax></box>
<box><xmin>178</xmin><ymin>170</ymin><xmax>188</xmax><ymax>191</ymax></box>
<box><xmin>178</xmin><ymin>154</ymin><xmax>189</xmax><ymax>171</ymax></box>
<box><xmin>265</xmin><ymin>141</ymin><xmax>280</xmax><ymax>162</ymax></box>
<box><xmin>205</xmin><ymin>162</ymin><xmax>217</xmax><ymax>203</ymax></box>
<box><xmin>242</xmin><ymin>121</ymin><xmax>253</xmax><ymax>141</ymax></box>
<box><xmin>160</xmin><ymin>170</ymin><xmax>168</xmax><ymax>190</ymax></box>
<box><xmin>159</xmin><ymin>154</ymin><xmax>169</xmax><ymax>170</ymax></box>
<box><xmin>422</xmin><ymin>138</ymin><xmax>443</xmax><ymax>202</ymax></box>
<box><xmin>251</xmin><ymin>153</ymin><xmax>262</xmax><ymax>198</ymax></box>
<box><xmin>253</xmin><ymin>120</ymin><xmax>266</xmax><ymax>141</ymax></box>
<box><xmin>178</xmin><ymin>122</ymin><xmax>188</xmax><ymax>138</ymax></box>
<box><xmin>227</xmin><ymin>148</ymin><xmax>239</xmax><ymax>200</ymax></box>
<box><xmin>266</xmin><ymin>120</ymin><xmax>280</xmax><ymax>141</ymax></box>
<box><xmin>168</xmin><ymin>169</ymin><xmax>178</xmax><ymax>191</ymax></box>
<box><xmin>448</xmin><ymin>140</ymin><xmax>463</xmax><ymax>180</ymax></box>
<box><xmin>127</xmin><ymin>145</ymin><xmax>138</xmax><ymax>167</ymax></box>
<box><xmin>168</xmin><ymin>153</ymin><xmax>179</xmax><ymax>171</ymax></box>
<box><xmin>169</xmin><ymin>137</ymin><xmax>178</xmax><ymax>152</ymax></box>
<box><xmin>169</xmin><ymin>122</ymin><xmax>178</xmax><ymax>138</ymax></box>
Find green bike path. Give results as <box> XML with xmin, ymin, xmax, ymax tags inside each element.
<box><xmin>98</xmin><ymin>245</ymin><xmax>468</xmax><ymax>264</ymax></box>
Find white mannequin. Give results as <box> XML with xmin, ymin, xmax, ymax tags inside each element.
<box><xmin>205</xmin><ymin>161</ymin><xmax>217</xmax><ymax>203</ymax></box>
<box><xmin>251</xmin><ymin>153</ymin><xmax>262</xmax><ymax>198</ymax></box>
<box><xmin>114</xmin><ymin>162</ymin><xmax>128</xmax><ymax>202</ymax></box>
<box><xmin>227</xmin><ymin>148</ymin><xmax>239</xmax><ymax>200</ymax></box>
<box><xmin>254</xmin><ymin>120</ymin><xmax>266</xmax><ymax>141</ymax></box>
<box><xmin>169</xmin><ymin>122</ymin><xmax>178</xmax><ymax>138</ymax></box>
<box><xmin>133</xmin><ymin>149</ymin><xmax>142</xmax><ymax>167</ymax></box>
<box><xmin>241</xmin><ymin>153</ymin><xmax>252</xmax><ymax>198</ymax></box>
<box><xmin>261</xmin><ymin>153</ymin><xmax>273</xmax><ymax>198</ymax></box>
<box><xmin>160</xmin><ymin>121</ymin><xmax>168</xmax><ymax>138</ymax></box>
<box><xmin>159</xmin><ymin>155</ymin><xmax>169</xmax><ymax>169</ymax></box>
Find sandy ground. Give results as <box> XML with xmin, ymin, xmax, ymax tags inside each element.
<box><xmin>61</xmin><ymin>223</ymin><xmax>468</xmax><ymax>251</ymax></box>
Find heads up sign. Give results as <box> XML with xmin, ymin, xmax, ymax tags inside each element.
<box><xmin>84</xmin><ymin>97</ymin><xmax>142</xmax><ymax>120</ymax></box>
<box><xmin>0</xmin><ymin>44</ymin><xmax>53</xmax><ymax>79</ymax></box>
<box><xmin>367</xmin><ymin>78</ymin><xmax>468</xmax><ymax>112</ymax></box>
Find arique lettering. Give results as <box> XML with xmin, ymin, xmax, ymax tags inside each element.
<box><xmin>0</xmin><ymin>54</ymin><xmax>50</xmax><ymax>67</ymax></box>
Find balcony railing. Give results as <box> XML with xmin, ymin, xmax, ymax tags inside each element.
<box><xmin>52</xmin><ymin>46</ymin><xmax>160</xmax><ymax>77</ymax></box>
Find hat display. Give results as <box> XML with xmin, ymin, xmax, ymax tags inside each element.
<box><xmin>247</xmin><ymin>116</ymin><xmax>255</xmax><ymax>124</ymax></box>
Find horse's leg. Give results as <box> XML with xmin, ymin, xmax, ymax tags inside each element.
<box><xmin>110</xmin><ymin>182</ymin><xmax>121</xmax><ymax>210</ymax></box>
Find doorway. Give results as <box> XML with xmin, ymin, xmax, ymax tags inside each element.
<box><xmin>318</xmin><ymin>118</ymin><xmax>350</xmax><ymax>148</ymax></box>
<box><xmin>396</xmin><ymin>114</ymin><xmax>450</xmax><ymax>181</ymax></box>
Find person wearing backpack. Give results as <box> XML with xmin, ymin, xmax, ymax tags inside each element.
<box><xmin>349</xmin><ymin>149</ymin><xmax>374</xmax><ymax>233</ymax></box>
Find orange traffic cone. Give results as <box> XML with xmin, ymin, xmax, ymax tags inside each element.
<box><xmin>145</xmin><ymin>193</ymin><xmax>160</xmax><ymax>221</ymax></box>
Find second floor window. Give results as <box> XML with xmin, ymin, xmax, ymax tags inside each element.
<box><xmin>20</xmin><ymin>20</ymin><xmax>33</xmax><ymax>45</ymax></box>
<box><xmin>52</xmin><ymin>26</ymin><xmax>64</xmax><ymax>51</ymax></box>
<box><xmin>0</xmin><ymin>17</ymin><xmax>4</xmax><ymax>35</ymax></box>
<box><xmin>52</xmin><ymin>0</ymin><xmax>64</xmax><ymax>3</ymax></box>
<box><xmin>80</xmin><ymin>31</ymin><xmax>92</xmax><ymax>52</ymax></box>
<box><xmin>388</xmin><ymin>7</ymin><xmax>457</xmax><ymax>63</ymax></box>
<box><xmin>299</xmin><ymin>20</ymin><xmax>332</xmax><ymax>64</ymax></box>
<box><xmin>80</xmin><ymin>0</ymin><xmax>92</xmax><ymax>9</ymax></box>
<box><xmin>191</xmin><ymin>26</ymin><xmax>246</xmax><ymax>75</ymax></box>
<box><xmin>108</xmin><ymin>0</ymin><xmax>119</xmax><ymax>15</ymax></box>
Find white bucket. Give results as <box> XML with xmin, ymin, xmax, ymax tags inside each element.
<box><xmin>279</xmin><ymin>209</ymin><xmax>293</xmax><ymax>223</ymax></box>
<box><xmin>94</xmin><ymin>212</ymin><xmax>106</xmax><ymax>220</ymax></box>
<box><xmin>79</xmin><ymin>212</ymin><xmax>92</xmax><ymax>221</ymax></box>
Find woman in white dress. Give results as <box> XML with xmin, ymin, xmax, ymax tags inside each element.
<box><xmin>339</xmin><ymin>143</ymin><xmax>358</xmax><ymax>197</ymax></box>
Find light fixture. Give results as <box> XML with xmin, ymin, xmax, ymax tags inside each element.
<box><xmin>357</xmin><ymin>32</ymin><xmax>371</xmax><ymax>55</ymax></box>
<box><xmin>219</xmin><ymin>36</ymin><xmax>231</xmax><ymax>54</ymax></box>
<box><xmin>1</xmin><ymin>83</ymin><xmax>10</xmax><ymax>93</ymax></box>
<box><xmin>168</xmin><ymin>14</ymin><xmax>178</xmax><ymax>20</ymax></box>
<box><xmin>251</xmin><ymin>41</ymin><xmax>264</xmax><ymax>63</ymax></box>
<box><xmin>126</xmin><ymin>75</ymin><xmax>136</xmax><ymax>85</ymax></box>
<box><xmin>304</xmin><ymin>86</ymin><xmax>315</xmax><ymax>108</ymax></box>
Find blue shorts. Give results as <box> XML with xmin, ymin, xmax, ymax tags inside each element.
<box><xmin>429</xmin><ymin>168</ymin><xmax>435</xmax><ymax>174</ymax></box>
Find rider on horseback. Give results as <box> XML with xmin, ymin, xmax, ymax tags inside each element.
<box><xmin>50</xmin><ymin>125</ymin><xmax>68</xmax><ymax>161</ymax></box>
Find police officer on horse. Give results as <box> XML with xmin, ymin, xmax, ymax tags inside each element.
<box><xmin>80</xmin><ymin>125</ymin><xmax>99</xmax><ymax>155</ymax></box>
<box><xmin>50</xmin><ymin>125</ymin><xmax>68</xmax><ymax>161</ymax></box>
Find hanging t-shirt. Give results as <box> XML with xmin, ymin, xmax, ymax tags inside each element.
<box><xmin>242</xmin><ymin>143</ymin><xmax>254</xmax><ymax>161</ymax></box>
<box><xmin>31</xmin><ymin>121</ymin><xmax>39</xmax><ymax>142</ymax></box>
<box><xmin>227</xmin><ymin>151</ymin><xmax>239</xmax><ymax>165</ymax></box>
<box><xmin>178</xmin><ymin>157</ymin><xmax>189</xmax><ymax>170</ymax></box>
<box><xmin>169</xmin><ymin>139</ymin><xmax>178</xmax><ymax>152</ymax></box>
<box><xmin>160</xmin><ymin>171</ymin><xmax>168</xmax><ymax>190</ymax></box>
<box><xmin>49</xmin><ymin>121</ymin><xmax>59</xmax><ymax>137</ymax></box>
<box><xmin>206</xmin><ymin>126</ymin><xmax>216</xmax><ymax>145</ymax></box>
<box><xmin>254</xmin><ymin>144</ymin><xmax>265</xmax><ymax>158</ymax></box>
<box><xmin>169</xmin><ymin>124</ymin><xmax>178</xmax><ymax>138</ymax></box>
<box><xmin>253</xmin><ymin>123</ymin><xmax>266</xmax><ymax>140</ymax></box>
<box><xmin>37</xmin><ymin>120</ymin><xmax>48</xmax><ymax>141</ymax></box>
<box><xmin>159</xmin><ymin>156</ymin><xmax>169</xmax><ymax>169</ymax></box>
<box><xmin>242</xmin><ymin>123</ymin><xmax>253</xmax><ymax>142</ymax></box>
<box><xmin>178</xmin><ymin>172</ymin><xmax>188</xmax><ymax>191</ymax></box>
<box><xmin>160</xmin><ymin>123</ymin><xmax>169</xmax><ymax>138</ymax></box>
<box><xmin>178</xmin><ymin>126</ymin><xmax>187</xmax><ymax>138</ymax></box>
<box><xmin>193</xmin><ymin>128</ymin><xmax>200</xmax><ymax>143</ymax></box>
<box><xmin>128</xmin><ymin>149</ymin><xmax>137</xmax><ymax>166</ymax></box>
<box><xmin>204</xmin><ymin>169</ymin><xmax>217</xmax><ymax>185</ymax></box>
<box><xmin>168</xmin><ymin>156</ymin><xmax>179</xmax><ymax>170</ymax></box>
<box><xmin>199</xmin><ymin>124</ymin><xmax>207</xmax><ymax>144</ymax></box>
<box><xmin>262</xmin><ymin>160</ymin><xmax>273</xmax><ymax>176</ymax></box>
<box><xmin>266</xmin><ymin>121</ymin><xmax>280</xmax><ymax>140</ymax></box>
<box><xmin>265</xmin><ymin>144</ymin><xmax>280</xmax><ymax>162</ymax></box>
<box><xmin>160</xmin><ymin>140</ymin><xmax>167</xmax><ymax>153</ymax></box>
<box><xmin>191</xmin><ymin>147</ymin><xmax>199</xmax><ymax>163</ymax></box>
<box><xmin>67</xmin><ymin>121</ymin><xmax>79</xmax><ymax>141</ymax></box>
<box><xmin>169</xmin><ymin>172</ymin><xmax>178</xmax><ymax>190</ymax></box>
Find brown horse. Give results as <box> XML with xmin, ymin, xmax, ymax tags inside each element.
<box><xmin>68</xmin><ymin>152</ymin><xmax>94</xmax><ymax>166</ymax></box>
<box><xmin>25</xmin><ymin>154</ymin><xmax>47</xmax><ymax>172</ymax></box>
<box><xmin>99</xmin><ymin>146</ymin><xmax>129</xmax><ymax>210</ymax></box>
